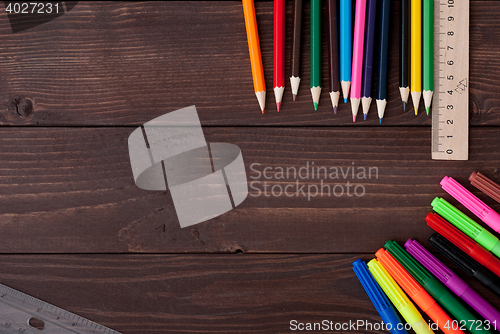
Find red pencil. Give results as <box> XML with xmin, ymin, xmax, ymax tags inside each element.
<box><xmin>274</xmin><ymin>0</ymin><xmax>285</xmax><ymax>111</ymax></box>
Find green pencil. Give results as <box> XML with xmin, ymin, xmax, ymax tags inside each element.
<box><xmin>310</xmin><ymin>0</ymin><xmax>321</xmax><ymax>110</ymax></box>
<box><xmin>423</xmin><ymin>0</ymin><xmax>433</xmax><ymax>115</ymax></box>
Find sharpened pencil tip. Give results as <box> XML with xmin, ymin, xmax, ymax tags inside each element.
<box><xmin>344</xmin><ymin>98</ymin><xmax>348</xmax><ymax>104</ymax></box>
<box><xmin>262</xmin><ymin>108</ymin><xmax>265</xmax><ymax>114</ymax></box>
<box><xmin>415</xmin><ymin>109</ymin><xmax>418</xmax><ymax>116</ymax></box>
<box><xmin>379</xmin><ymin>118</ymin><xmax>382</xmax><ymax>124</ymax></box>
<box><xmin>314</xmin><ymin>102</ymin><xmax>318</xmax><ymax>111</ymax></box>
<box><xmin>426</xmin><ymin>107</ymin><xmax>430</xmax><ymax>115</ymax></box>
<box><xmin>276</xmin><ymin>102</ymin><xmax>281</xmax><ymax>112</ymax></box>
<box><xmin>363</xmin><ymin>114</ymin><xmax>367</xmax><ymax>121</ymax></box>
<box><xmin>353</xmin><ymin>115</ymin><xmax>356</xmax><ymax>123</ymax></box>
<box><xmin>292</xmin><ymin>94</ymin><xmax>296</xmax><ymax>102</ymax></box>
<box><xmin>333</xmin><ymin>106</ymin><xmax>337</xmax><ymax>114</ymax></box>
<box><xmin>403</xmin><ymin>101</ymin><xmax>406</xmax><ymax>112</ymax></box>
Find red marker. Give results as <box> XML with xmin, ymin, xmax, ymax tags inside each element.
<box><xmin>274</xmin><ymin>0</ymin><xmax>285</xmax><ymax>111</ymax></box>
<box><xmin>426</xmin><ymin>212</ymin><xmax>500</xmax><ymax>278</ymax></box>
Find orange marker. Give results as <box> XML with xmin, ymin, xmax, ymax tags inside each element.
<box><xmin>376</xmin><ymin>248</ymin><xmax>464</xmax><ymax>334</ymax></box>
<box><xmin>243</xmin><ymin>0</ymin><xmax>266</xmax><ymax>113</ymax></box>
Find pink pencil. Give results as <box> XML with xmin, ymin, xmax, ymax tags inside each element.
<box><xmin>350</xmin><ymin>0</ymin><xmax>367</xmax><ymax>122</ymax></box>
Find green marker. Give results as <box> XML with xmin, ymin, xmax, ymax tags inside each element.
<box><xmin>310</xmin><ymin>0</ymin><xmax>321</xmax><ymax>110</ymax></box>
<box><xmin>432</xmin><ymin>197</ymin><xmax>500</xmax><ymax>258</ymax></box>
<box><xmin>422</xmin><ymin>0</ymin><xmax>433</xmax><ymax>115</ymax></box>
<box><xmin>384</xmin><ymin>240</ymin><xmax>492</xmax><ymax>334</ymax></box>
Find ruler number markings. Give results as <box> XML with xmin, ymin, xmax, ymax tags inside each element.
<box><xmin>432</xmin><ymin>0</ymin><xmax>469</xmax><ymax>160</ymax></box>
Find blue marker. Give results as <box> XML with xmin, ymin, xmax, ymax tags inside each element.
<box><xmin>352</xmin><ymin>259</ymin><xmax>409</xmax><ymax>334</ymax></box>
<box><xmin>340</xmin><ymin>0</ymin><xmax>352</xmax><ymax>103</ymax></box>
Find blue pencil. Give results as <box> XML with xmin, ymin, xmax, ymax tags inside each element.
<box><xmin>340</xmin><ymin>0</ymin><xmax>352</xmax><ymax>103</ymax></box>
<box><xmin>376</xmin><ymin>0</ymin><xmax>391</xmax><ymax>123</ymax></box>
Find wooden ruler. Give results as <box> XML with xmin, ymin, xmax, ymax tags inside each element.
<box><xmin>431</xmin><ymin>0</ymin><xmax>469</xmax><ymax>160</ymax></box>
<box><xmin>0</xmin><ymin>283</ymin><xmax>121</xmax><ymax>334</ymax></box>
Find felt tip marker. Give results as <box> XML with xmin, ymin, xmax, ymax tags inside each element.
<box><xmin>425</xmin><ymin>212</ymin><xmax>500</xmax><ymax>278</ymax></box>
<box><xmin>405</xmin><ymin>239</ymin><xmax>500</xmax><ymax>325</ymax></box>
<box><xmin>429</xmin><ymin>233</ymin><xmax>500</xmax><ymax>297</ymax></box>
<box><xmin>375</xmin><ymin>248</ymin><xmax>464</xmax><ymax>334</ymax></box>
<box><xmin>384</xmin><ymin>240</ymin><xmax>491</xmax><ymax>334</ymax></box>
<box><xmin>367</xmin><ymin>259</ymin><xmax>432</xmax><ymax>334</ymax></box>
<box><xmin>432</xmin><ymin>197</ymin><xmax>500</xmax><ymax>258</ymax></box>
<box><xmin>441</xmin><ymin>176</ymin><xmax>500</xmax><ymax>233</ymax></box>
<box><xmin>353</xmin><ymin>259</ymin><xmax>409</xmax><ymax>334</ymax></box>
<box><xmin>470</xmin><ymin>171</ymin><xmax>500</xmax><ymax>204</ymax></box>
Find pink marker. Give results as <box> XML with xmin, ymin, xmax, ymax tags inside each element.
<box><xmin>350</xmin><ymin>0</ymin><xmax>367</xmax><ymax>122</ymax></box>
<box><xmin>441</xmin><ymin>176</ymin><xmax>500</xmax><ymax>233</ymax></box>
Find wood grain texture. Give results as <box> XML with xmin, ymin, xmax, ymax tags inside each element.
<box><xmin>0</xmin><ymin>253</ymin><xmax>497</xmax><ymax>334</ymax></box>
<box><xmin>2</xmin><ymin>126</ymin><xmax>500</xmax><ymax>253</ymax></box>
<box><xmin>0</xmin><ymin>1</ymin><xmax>495</xmax><ymax>126</ymax></box>
<box><xmin>0</xmin><ymin>2</ymin><xmax>499</xmax><ymax>333</ymax></box>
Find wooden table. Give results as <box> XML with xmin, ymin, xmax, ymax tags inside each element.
<box><xmin>1</xmin><ymin>1</ymin><xmax>500</xmax><ymax>333</ymax></box>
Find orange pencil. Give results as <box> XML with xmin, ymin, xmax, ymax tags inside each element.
<box><xmin>376</xmin><ymin>248</ymin><xmax>464</xmax><ymax>334</ymax></box>
<box><xmin>242</xmin><ymin>0</ymin><xmax>266</xmax><ymax>113</ymax></box>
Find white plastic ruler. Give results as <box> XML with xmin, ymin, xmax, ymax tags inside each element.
<box><xmin>0</xmin><ymin>283</ymin><xmax>121</xmax><ymax>334</ymax></box>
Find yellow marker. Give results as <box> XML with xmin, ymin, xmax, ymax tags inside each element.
<box><xmin>368</xmin><ymin>259</ymin><xmax>434</xmax><ymax>334</ymax></box>
<box><xmin>411</xmin><ymin>0</ymin><xmax>422</xmax><ymax>115</ymax></box>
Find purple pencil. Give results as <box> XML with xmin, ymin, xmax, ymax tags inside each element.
<box><xmin>361</xmin><ymin>0</ymin><xmax>377</xmax><ymax>120</ymax></box>
<box><xmin>405</xmin><ymin>239</ymin><xmax>500</xmax><ymax>325</ymax></box>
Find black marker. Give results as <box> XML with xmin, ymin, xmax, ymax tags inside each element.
<box><xmin>430</xmin><ymin>233</ymin><xmax>500</xmax><ymax>297</ymax></box>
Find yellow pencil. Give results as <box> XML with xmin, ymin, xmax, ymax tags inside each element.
<box><xmin>242</xmin><ymin>0</ymin><xmax>266</xmax><ymax>113</ymax></box>
<box><xmin>411</xmin><ymin>0</ymin><xmax>422</xmax><ymax>115</ymax></box>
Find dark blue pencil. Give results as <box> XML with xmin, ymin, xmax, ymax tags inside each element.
<box><xmin>361</xmin><ymin>0</ymin><xmax>377</xmax><ymax>120</ymax></box>
<box><xmin>376</xmin><ymin>0</ymin><xmax>391</xmax><ymax>124</ymax></box>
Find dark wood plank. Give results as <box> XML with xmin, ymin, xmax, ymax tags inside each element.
<box><xmin>0</xmin><ymin>254</ymin><xmax>497</xmax><ymax>334</ymax></box>
<box><xmin>2</xmin><ymin>126</ymin><xmax>500</xmax><ymax>253</ymax></box>
<box><xmin>0</xmin><ymin>1</ymin><xmax>495</xmax><ymax>126</ymax></box>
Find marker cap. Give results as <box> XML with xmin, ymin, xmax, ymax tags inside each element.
<box><xmin>352</xmin><ymin>259</ymin><xmax>392</xmax><ymax>313</ymax></box>
<box><xmin>430</xmin><ymin>233</ymin><xmax>500</xmax><ymax>297</ymax></box>
<box><xmin>385</xmin><ymin>241</ymin><xmax>487</xmax><ymax>334</ymax></box>
<box><xmin>367</xmin><ymin>259</ymin><xmax>409</xmax><ymax>310</ymax></box>
<box><xmin>375</xmin><ymin>248</ymin><xmax>434</xmax><ymax>310</ymax></box>
<box><xmin>384</xmin><ymin>240</ymin><xmax>432</xmax><ymax>285</ymax></box>
<box><xmin>425</xmin><ymin>212</ymin><xmax>475</xmax><ymax>253</ymax></box>
<box><xmin>469</xmin><ymin>172</ymin><xmax>500</xmax><ymax>204</ymax></box>
<box><xmin>376</xmin><ymin>249</ymin><xmax>460</xmax><ymax>334</ymax></box>
<box><xmin>441</xmin><ymin>176</ymin><xmax>500</xmax><ymax>233</ymax></box>
<box><xmin>354</xmin><ymin>259</ymin><xmax>410</xmax><ymax>334</ymax></box>
<box><xmin>405</xmin><ymin>239</ymin><xmax>468</xmax><ymax>296</ymax></box>
<box><xmin>432</xmin><ymin>197</ymin><xmax>500</xmax><ymax>252</ymax></box>
<box><xmin>426</xmin><ymin>213</ymin><xmax>500</xmax><ymax>276</ymax></box>
<box><xmin>368</xmin><ymin>259</ymin><xmax>431</xmax><ymax>334</ymax></box>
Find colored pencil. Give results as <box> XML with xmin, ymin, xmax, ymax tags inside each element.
<box><xmin>327</xmin><ymin>0</ymin><xmax>340</xmax><ymax>113</ymax></box>
<box><xmin>340</xmin><ymin>0</ymin><xmax>352</xmax><ymax>103</ymax></box>
<box><xmin>411</xmin><ymin>0</ymin><xmax>422</xmax><ymax>115</ymax></box>
<box><xmin>242</xmin><ymin>0</ymin><xmax>266</xmax><ymax>113</ymax></box>
<box><xmin>376</xmin><ymin>0</ymin><xmax>391</xmax><ymax>123</ymax></box>
<box><xmin>274</xmin><ymin>0</ymin><xmax>285</xmax><ymax>111</ymax></box>
<box><xmin>361</xmin><ymin>0</ymin><xmax>377</xmax><ymax>120</ymax></box>
<box><xmin>310</xmin><ymin>0</ymin><xmax>322</xmax><ymax>110</ymax></box>
<box><xmin>290</xmin><ymin>0</ymin><xmax>303</xmax><ymax>101</ymax></box>
<box><xmin>399</xmin><ymin>0</ymin><xmax>409</xmax><ymax>111</ymax></box>
<box><xmin>423</xmin><ymin>0</ymin><xmax>434</xmax><ymax>115</ymax></box>
<box><xmin>351</xmin><ymin>0</ymin><xmax>367</xmax><ymax>122</ymax></box>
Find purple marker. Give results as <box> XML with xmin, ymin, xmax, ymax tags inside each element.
<box><xmin>405</xmin><ymin>239</ymin><xmax>500</xmax><ymax>325</ymax></box>
<box><xmin>360</xmin><ymin>0</ymin><xmax>377</xmax><ymax>120</ymax></box>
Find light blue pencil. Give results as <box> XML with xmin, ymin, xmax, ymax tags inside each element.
<box><xmin>340</xmin><ymin>0</ymin><xmax>352</xmax><ymax>103</ymax></box>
